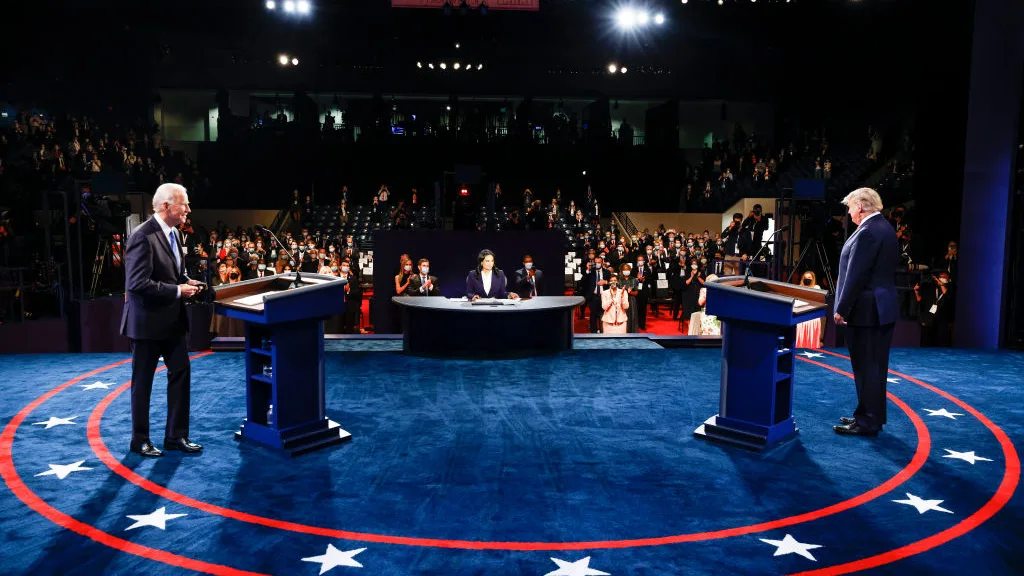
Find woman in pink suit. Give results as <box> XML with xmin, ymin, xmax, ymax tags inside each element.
<box><xmin>601</xmin><ymin>275</ymin><xmax>630</xmax><ymax>334</ymax></box>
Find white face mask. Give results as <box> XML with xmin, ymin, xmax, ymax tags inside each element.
<box><xmin>341</xmin><ymin>265</ymin><xmax>349</xmax><ymax>272</ymax></box>
<box><xmin>331</xmin><ymin>266</ymin><xmax>338</xmax><ymax>272</ymax></box>
<box><xmin>524</xmin><ymin>262</ymin><xmax>533</xmax><ymax>270</ymax></box>
<box><xmin>329</xmin><ymin>246</ymin><xmax>335</xmax><ymax>252</ymax></box>
<box><xmin>421</xmin><ymin>267</ymin><xmax>429</xmax><ymax>275</ymax></box>
<box><xmin>691</xmin><ymin>265</ymin><xmax>699</xmax><ymax>270</ymax></box>
<box><xmin>404</xmin><ymin>265</ymin><xmax>412</xmax><ymax>272</ymax></box>
<box><xmin>258</xmin><ymin>264</ymin><xmax>266</xmax><ymax>271</ymax></box>
<box><xmin>622</xmin><ymin>270</ymin><xmax>631</xmax><ymax>277</ymax></box>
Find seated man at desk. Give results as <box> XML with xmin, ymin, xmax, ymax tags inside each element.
<box><xmin>408</xmin><ymin>258</ymin><xmax>440</xmax><ymax>296</ymax></box>
<box><xmin>465</xmin><ymin>249</ymin><xmax>519</xmax><ymax>301</ymax></box>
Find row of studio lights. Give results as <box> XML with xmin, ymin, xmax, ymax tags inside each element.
<box><xmin>417</xmin><ymin>61</ymin><xmax>484</xmax><ymax>71</ymax></box>
<box><xmin>265</xmin><ymin>0</ymin><xmax>312</xmax><ymax>14</ymax></box>
<box><xmin>680</xmin><ymin>0</ymin><xmax>793</xmax><ymax>3</ymax></box>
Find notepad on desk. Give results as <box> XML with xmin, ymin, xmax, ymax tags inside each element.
<box><xmin>234</xmin><ymin>291</ymin><xmax>283</xmax><ymax>306</ymax></box>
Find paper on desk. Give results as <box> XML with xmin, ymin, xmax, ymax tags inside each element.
<box><xmin>793</xmin><ymin>299</ymin><xmax>811</xmax><ymax>309</ymax></box>
<box><xmin>235</xmin><ymin>291</ymin><xmax>283</xmax><ymax>306</ymax></box>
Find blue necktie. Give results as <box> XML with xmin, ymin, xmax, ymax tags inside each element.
<box><xmin>169</xmin><ymin>230</ymin><xmax>180</xmax><ymax>272</ymax></box>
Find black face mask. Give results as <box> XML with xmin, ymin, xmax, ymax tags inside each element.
<box><xmin>802</xmin><ymin>279</ymin><xmax>812</xmax><ymax>286</ymax></box>
<box><xmin>229</xmin><ymin>272</ymin><xmax>239</xmax><ymax>280</ymax></box>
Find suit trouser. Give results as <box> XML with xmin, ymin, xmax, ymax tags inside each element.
<box><xmin>589</xmin><ymin>294</ymin><xmax>603</xmax><ymax>332</ymax></box>
<box><xmin>845</xmin><ymin>322</ymin><xmax>894</xmax><ymax>430</ymax></box>
<box><xmin>130</xmin><ymin>328</ymin><xmax>191</xmax><ymax>444</ymax></box>
<box><xmin>636</xmin><ymin>293</ymin><xmax>649</xmax><ymax>329</ymax></box>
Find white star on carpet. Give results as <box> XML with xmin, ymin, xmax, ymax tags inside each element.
<box><xmin>893</xmin><ymin>493</ymin><xmax>953</xmax><ymax>514</ymax></box>
<box><xmin>943</xmin><ymin>449</ymin><xmax>993</xmax><ymax>465</ymax></box>
<box><xmin>800</xmin><ymin>351</ymin><xmax>825</xmax><ymax>358</ymax></box>
<box><xmin>124</xmin><ymin>506</ymin><xmax>188</xmax><ymax>531</ymax></box>
<box><xmin>35</xmin><ymin>460</ymin><xmax>93</xmax><ymax>480</ymax></box>
<box><xmin>759</xmin><ymin>533</ymin><xmax>823</xmax><ymax>561</ymax></box>
<box><xmin>81</xmin><ymin>381</ymin><xmax>114</xmax><ymax>391</ymax></box>
<box><xmin>31</xmin><ymin>415</ymin><xmax>78</xmax><ymax>429</ymax></box>
<box><xmin>544</xmin><ymin>556</ymin><xmax>610</xmax><ymax>576</ymax></box>
<box><xmin>923</xmin><ymin>408</ymin><xmax>964</xmax><ymax>420</ymax></box>
<box><xmin>301</xmin><ymin>544</ymin><xmax>366</xmax><ymax>573</ymax></box>
<box><xmin>887</xmin><ymin>377</ymin><xmax>901</xmax><ymax>383</ymax></box>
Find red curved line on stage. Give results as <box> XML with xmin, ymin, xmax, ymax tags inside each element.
<box><xmin>84</xmin><ymin>354</ymin><xmax>930</xmax><ymax>551</ymax></box>
<box><xmin>787</xmin><ymin>350</ymin><xmax>1021</xmax><ymax>576</ymax></box>
<box><xmin>0</xmin><ymin>354</ymin><xmax>264</xmax><ymax>576</ymax></box>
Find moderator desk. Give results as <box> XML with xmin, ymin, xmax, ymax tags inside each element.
<box><xmin>392</xmin><ymin>296</ymin><xmax>585</xmax><ymax>357</ymax></box>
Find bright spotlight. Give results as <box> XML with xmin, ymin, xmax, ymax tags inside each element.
<box><xmin>283</xmin><ymin>0</ymin><xmax>295</xmax><ymax>12</ymax></box>
<box><xmin>440</xmin><ymin>62</ymin><xmax>447</xmax><ymax>69</ymax></box>
<box><xmin>455</xmin><ymin>42</ymin><xmax>461</xmax><ymax>49</ymax></box>
<box><xmin>637</xmin><ymin>10</ymin><xmax>650</xmax><ymax>25</ymax></box>
<box><xmin>428</xmin><ymin>63</ymin><xmax>435</xmax><ymax>69</ymax></box>
<box><xmin>291</xmin><ymin>57</ymin><xmax>299</xmax><ymax>65</ymax></box>
<box><xmin>416</xmin><ymin>61</ymin><xmax>423</xmax><ymax>68</ymax></box>
<box><xmin>608</xmin><ymin>63</ymin><xmax>618</xmax><ymax>73</ymax></box>
<box><xmin>654</xmin><ymin>13</ymin><xmax>665</xmax><ymax>24</ymax></box>
<box><xmin>681</xmin><ymin>0</ymin><xmax>688</xmax><ymax>3</ymax></box>
<box><xmin>620</xmin><ymin>66</ymin><xmax>628</xmax><ymax>74</ymax></box>
<box><xmin>278</xmin><ymin>54</ymin><xmax>289</xmax><ymax>65</ymax></box>
<box><xmin>296</xmin><ymin>0</ymin><xmax>311</xmax><ymax>13</ymax></box>
<box><xmin>582</xmin><ymin>170</ymin><xmax>587</xmax><ymax>175</ymax></box>
<box><xmin>464</xmin><ymin>63</ymin><xmax>472</xmax><ymax>70</ymax></box>
<box><xmin>477</xmin><ymin>63</ymin><xmax>483</xmax><ymax>70</ymax></box>
<box><xmin>615</xmin><ymin>7</ymin><xmax>637</xmax><ymax>30</ymax></box>
<box><xmin>265</xmin><ymin>0</ymin><xmax>276</xmax><ymax>9</ymax></box>
<box><xmin>446</xmin><ymin>105</ymin><xmax>452</xmax><ymax>111</ymax></box>
<box><xmin>717</xmin><ymin>0</ymin><xmax>723</xmax><ymax>4</ymax></box>
<box><xmin>453</xmin><ymin>62</ymin><xmax>461</xmax><ymax>70</ymax></box>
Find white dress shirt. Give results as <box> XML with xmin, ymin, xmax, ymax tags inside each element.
<box><xmin>481</xmin><ymin>270</ymin><xmax>492</xmax><ymax>296</ymax></box>
<box><xmin>153</xmin><ymin>215</ymin><xmax>182</xmax><ymax>299</ymax></box>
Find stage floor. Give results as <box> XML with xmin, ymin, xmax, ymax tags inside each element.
<box><xmin>1</xmin><ymin>346</ymin><xmax>1021</xmax><ymax>575</ymax></box>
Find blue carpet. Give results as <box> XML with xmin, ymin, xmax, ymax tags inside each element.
<box><xmin>0</xmin><ymin>348</ymin><xmax>1021</xmax><ymax>575</ymax></box>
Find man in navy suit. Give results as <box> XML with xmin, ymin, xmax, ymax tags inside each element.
<box><xmin>511</xmin><ymin>254</ymin><xmax>544</xmax><ymax>298</ymax></box>
<box><xmin>121</xmin><ymin>184</ymin><xmax>205</xmax><ymax>457</ymax></box>
<box><xmin>833</xmin><ymin>187</ymin><xmax>899</xmax><ymax>437</ymax></box>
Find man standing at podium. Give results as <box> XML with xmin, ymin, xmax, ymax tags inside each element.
<box><xmin>833</xmin><ymin>187</ymin><xmax>898</xmax><ymax>437</ymax></box>
<box><xmin>121</xmin><ymin>183</ymin><xmax>205</xmax><ymax>457</ymax></box>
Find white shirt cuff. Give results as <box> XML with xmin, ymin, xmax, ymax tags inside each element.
<box><xmin>176</xmin><ymin>285</ymin><xmax>181</xmax><ymax>299</ymax></box>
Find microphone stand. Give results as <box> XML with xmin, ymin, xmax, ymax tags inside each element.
<box><xmin>258</xmin><ymin>225</ymin><xmax>302</xmax><ymax>288</ymax></box>
<box><xmin>744</xmin><ymin>224</ymin><xmax>789</xmax><ymax>288</ymax></box>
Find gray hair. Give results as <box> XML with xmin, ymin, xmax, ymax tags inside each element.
<box><xmin>152</xmin><ymin>183</ymin><xmax>187</xmax><ymax>211</ymax></box>
<box><xmin>841</xmin><ymin>187</ymin><xmax>884</xmax><ymax>213</ymax></box>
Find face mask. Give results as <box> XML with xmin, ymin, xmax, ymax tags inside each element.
<box><xmin>329</xmin><ymin>246</ymin><xmax>335</xmax><ymax>252</ymax></box>
<box><xmin>701</xmin><ymin>258</ymin><xmax>707</xmax><ymax>264</ymax></box>
<box><xmin>331</xmin><ymin>266</ymin><xmax>339</xmax><ymax>272</ymax></box>
<box><xmin>258</xmin><ymin>264</ymin><xmax>266</xmax><ymax>271</ymax></box>
<box><xmin>622</xmin><ymin>270</ymin><xmax>631</xmax><ymax>277</ymax></box>
<box><xmin>404</xmin><ymin>265</ymin><xmax>413</xmax><ymax>272</ymax></box>
<box><xmin>421</xmin><ymin>267</ymin><xmax>429</xmax><ymax>274</ymax></box>
<box><xmin>646</xmin><ymin>250</ymin><xmax>653</xmax><ymax>255</ymax></box>
<box><xmin>691</xmin><ymin>265</ymin><xmax>698</xmax><ymax>270</ymax></box>
<box><xmin>803</xmin><ymin>278</ymin><xmax>812</xmax><ymax>285</ymax></box>
<box><xmin>289</xmin><ymin>260</ymin><xmax>296</xmax><ymax>266</ymax></box>
<box><xmin>599</xmin><ymin>244</ymin><xmax>605</xmax><ymax>249</ymax></box>
<box><xmin>524</xmin><ymin>262</ymin><xmax>533</xmax><ymax>270</ymax></box>
<box><xmin>687</xmin><ymin>242</ymin><xmax>694</xmax><ymax>247</ymax></box>
<box><xmin>216</xmin><ymin>243</ymin><xmax>222</xmax><ymax>248</ymax></box>
<box><xmin>675</xmin><ymin>243</ymin><xmax>681</xmax><ymax>249</ymax></box>
<box><xmin>291</xmin><ymin>244</ymin><xmax>298</xmax><ymax>250</ymax></box>
<box><xmin>308</xmin><ymin>245</ymin><xmax>315</xmax><ymax>250</ymax></box>
<box><xmin>257</xmin><ymin>243</ymin><xmax>262</xmax><ymax>248</ymax></box>
<box><xmin>319</xmin><ymin>252</ymin><xmax>326</xmax><ymax>258</ymax></box>
<box><xmin>347</xmin><ymin>242</ymin><xmax>354</xmax><ymax>246</ymax></box>
<box><xmin>938</xmin><ymin>278</ymin><xmax>949</xmax><ymax>285</ymax></box>
<box><xmin>341</xmin><ymin>265</ymin><xmax>349</xmax><ymax>272</ymax></box>
<box><xmin>637</xmin><ymin>261</ymin><xmax>644</xmax><ymax>267</ymax></box>
<box><xmin>229</xmin><ymin>272</ymin><xmax>239</xmax><ymax>280</ymax></box>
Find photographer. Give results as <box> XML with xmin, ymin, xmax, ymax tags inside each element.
<box><xmin>914</xmin><ymin>271</ymin><xmax>954</xmax><ymax>347</ymax></box>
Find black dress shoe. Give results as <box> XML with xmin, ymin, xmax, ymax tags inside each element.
<box><xmin>130</xmin><ymin>441</ymin><xmax>164</xmax><ymax>457</ymax></box>
<box><xmin>833</xmin><ymin>423</ymin><xmax>879</xmax><ymax>437</ymax></box>
<box><xmin>163</xmin><ymin>437</ymin><xmax>203</xmax><ymax>453</ymax></box>
<box><xmin>839</xmin><ymin>417</ymin><xmax>857</xmax><ymax>425</ymax></box>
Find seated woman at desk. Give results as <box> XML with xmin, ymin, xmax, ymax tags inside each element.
<box><xmin>465</xmin><ymin>249</ymin><xmax>520</xmax><ymax>301</ymax></box>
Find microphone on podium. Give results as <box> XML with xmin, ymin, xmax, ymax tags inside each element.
<box><xmin>743</xmin><ymin>223</ymin><xmax>790</xmax><ymax>289</ymax></box>
<box><xmin>256</xmin><ymin>225</ymin><xmax>302</xmax><ymax>288</ymax></box>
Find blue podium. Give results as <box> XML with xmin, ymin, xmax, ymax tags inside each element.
<box><xmin>214</xmin><ymin>273</ymin><xmax>351</xmax><ymax>456</ymax></box>
<box><xmin>695</xmin><ymin>276</ymin><xmax>828</xmax><ymax>451</ymax></box>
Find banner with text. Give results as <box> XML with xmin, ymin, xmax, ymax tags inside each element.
<box><xmin>391</xmin><ymin>0</ymin><xmax>539</xmax><ymax>11</ymax></box>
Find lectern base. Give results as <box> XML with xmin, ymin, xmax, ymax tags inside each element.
<box><xmin>235</xmin><ymin>418</ymin><xmax>352</xmax><ymax>457</ymax></box>
<box><xmin>694</xmin><ymin>415</ymin><xmax>798</xmax><ymax>452</ymax></box>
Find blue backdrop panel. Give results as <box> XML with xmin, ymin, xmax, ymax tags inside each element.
<box><xmin>371</xmin><ymin>230</ymin><xmax>568</xmax><ymax>333</ymax></box>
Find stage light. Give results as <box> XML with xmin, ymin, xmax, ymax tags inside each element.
<box><xmin>681</xmin><ymin>0</ymin><xmax>688</xmax><ymax>4</ymax></box>
<box><xmin>417</xmin><ymin>61</ymin><xmax>423</xmax><ymax>68</ymax></box>
<box><xmin>283</xmin><ymin>0</ymin><xmax>295</xmax><ymax>12</ymax></box>
<box><xmin>278</xmin><ymin>54</ymin><xmax>289</xmax><ymax>65</ymax></box>
<box><xmin>615</xmin><ymin>7</ymin><xmax>637</xmax><ymax>30</ymax></box>
<box><xmin>464</xmin><ymin>63</ymin><xmax>472</xmax><ymax>70</ymax></box>
<box><xmin>453</xmin><ymin>62</ymin><xmax>461</xmax><ymax>70</ymax></box>
<box><xmin>477</xmin><ymin>63</ymin><xmax>483</xmax><ymax>70</ymax></box>
<box><xmin>446</xmin><ymin>105</ymin><xmax>452</xmax><ymax>111</ymax></box>
<box><xmin>428</xmin><ymin>63</ymin><xmax>435</xmax><ymax>69</ymax></box>
<box><xmin>455</xmin><ymin>42</ymin><xmax>461</xmax><ymax>49</ymax></box>
<box><xmin>440</xmin><ymin>62</ymin><xmax>447</xmax><ymax>69</ymax></box>
<box><xmin>296</xmin><ymin>0</ymin><xmax>311</xmax><ymax>13</ymax></box>
<box><xmin>266</xmin><ymin>0</ymin><xmax>276</xmax><ymax>9</ymax></box>
<box><xmin>654</xmin><ymin>13</ymin><xmax>665</xmax><ymax>24</ymax></box>
<box><xmin>608</xmin><ymin>63</ymin><xmax>618</xmax><ymax>73</ymax></box>
<box><xmin>717</xmin><ymin>0</ymin><xmax>723</xmax><ymax>4</ymax></box>
<box><xmin>293</xmin><ymin>57</ymin><xmax>300</xmax><ymax>65</ymax></box>
<box><xmin>582</xmin><ymin>170</ymin><xmax>587</xmax><ymax>175</ymax></box>
<box><xmin>636</xmin><ymin>10</ymin><xmax>650</xmax><ymax>25</ymax></box>
<box><xmin>620</xmin><ymin>66</ymin><xmax>628</xmax><ymax>74</ymax></box>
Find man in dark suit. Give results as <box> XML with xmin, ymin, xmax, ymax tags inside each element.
<box><xmin>121</xmin><ymin>183</ymin><xmax>205</xmax><ymax>457</ymax></box>
<box><xmin>408</xmin><ymin>258</ymin><xmax>440</xmax><ymax>296</ymax></box>
<box><xmin>512</xmin><ymin>254</ymin><xmax>544</xmax><ymax>298</ymax></box>
<box><xmin>833</xmin><ymin>187</ymin><xmax>899</xmax><ymax>437</ymax></box>
<box><xmin>583</xmin><ymin>256</ymin><xmax>610</xmax><ymax>332</ymax></box>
